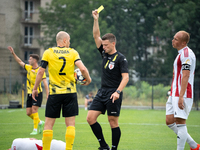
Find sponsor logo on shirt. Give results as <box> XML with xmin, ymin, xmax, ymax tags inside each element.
<box><xmin>185</xmin><ymin>59</ymin><xmax>190</xmax><ymax>64</ymax></box>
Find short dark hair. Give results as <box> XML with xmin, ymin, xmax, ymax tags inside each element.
<box><xmin>102</xmin><ymin>33</ymin><xmax>116</xmax><ymax>43</ymax></box>
<box><xmin>29</xmin><ymin>54</ymin><xmax>40</xmax><ymax>62</ymax></box>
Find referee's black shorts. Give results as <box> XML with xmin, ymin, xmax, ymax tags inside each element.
<box><xmin>45</xmin><ymin>93</ymin><xmax>78</xmax><ymax>118</ymax></box>
<box><xmin>89</xmin><ymin>88</ymin><xmax>123</xmax><ymax>116</ymax></box>
<box><xmin>26</xmin><ymin>92</ymin><xmax>43</xmax><ymax>108</ymax></box>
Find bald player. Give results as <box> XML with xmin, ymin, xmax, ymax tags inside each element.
<box><xmin>166</xmin><ymin>31</ymin><xmax>199</xmax><ymax>150</ymax></box>
<box><xmin>32</xmin><ymin>31</ymin><xmax>91</xmax><ymax>150</ymax></box>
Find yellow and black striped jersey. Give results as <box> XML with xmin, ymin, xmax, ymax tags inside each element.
<box><xmin>41</xmin><ymin>47</ymin><xmax>80</xmax><ymax>95</ymax></box>
<box><xmin>24</xmin><ymin>64</ymin><xmax>46</xmax><ymax>94</ymax></box>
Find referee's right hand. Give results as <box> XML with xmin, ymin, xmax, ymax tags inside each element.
<box><xmin>92</xmin><ymin>9</ymin><xmax>99</xmax><ymax>20</ymax></box>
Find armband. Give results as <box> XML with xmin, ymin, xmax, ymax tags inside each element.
<box><xmin>182</xmin><ymin>64</ymin><xmax>190</xmax><ymax>71</ymax></box>
<box><xmin>40</xmin><ymin>60</ymin><xmax>48</xmax><ymax>69</ymax></box>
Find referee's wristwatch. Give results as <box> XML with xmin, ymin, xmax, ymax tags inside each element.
<box><xmin>116</xmin><ymin>90</ymin><xmax>121</xmax><ymax>94</ymax></box>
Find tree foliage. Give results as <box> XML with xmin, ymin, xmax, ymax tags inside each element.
<box><xmin>39</xmin><ymin>0</ymin><xmax>200</xmax><ymax>80</ymax></box>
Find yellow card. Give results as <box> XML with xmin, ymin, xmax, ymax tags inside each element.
<box><xmin>97</xmin><ymin>5</ymin><xmax>104</xmax><ymax>13</ymax></box>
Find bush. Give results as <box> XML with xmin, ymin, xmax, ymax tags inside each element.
<box><xmin>123</xmin><ymin>81</ymin><xmax>171</xmax><ymax>102</ymax></box>
<box><xmin>12</xmin><ymin>81</ymin><xmax>22</xmax><ymax>94</ymax></box>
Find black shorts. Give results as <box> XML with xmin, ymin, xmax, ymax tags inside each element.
<box><xmin>89</xmin><ymin>88</ymin><xmax>123</xmax><ymax>116</ymax></box>
<box><xmin>26</xmin><ymin>93</ymin><xmax>43</xmax><ymax>108</ymax></box>
<box><xmin>45</xmin><ymin>93</ymin><xmax>78</xmax><ymax>118</ymax></box>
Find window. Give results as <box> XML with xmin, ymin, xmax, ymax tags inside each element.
<box><xmin>24</xmin><ymin>51</ymin><xmax>33</xmax><ymax>61</ymax></box>
<box><xmin>24</xmin><ymin>1</ymin><xmax>33</xmax><ymax>19</ymax></box>
<box><xmin>24</xmin><ymin>26</ymin><xmax>33</xmax><ymax>46</ymax></box>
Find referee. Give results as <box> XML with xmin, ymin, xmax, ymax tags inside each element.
<box><xmin>87</xmin><ymin>10</ymin><xmax>129</xmax><ymax>150</ymax></box>
<box><xmin>32</xmin><ymin>31</ymin><xmax>91</xmax><ymax>150</ymax></box>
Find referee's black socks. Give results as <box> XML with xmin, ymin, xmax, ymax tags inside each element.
<box><xmin>111</xmin><ymin>127</ymin><xmax>121</xmax><ymax>150</ymax></box>
<box><xmin>90</xmin><ymin>122</ymin><xmax>107</xmax><ymax>147</ymax></box>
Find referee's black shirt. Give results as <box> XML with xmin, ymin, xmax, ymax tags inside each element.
<box><xmin>98</xmin><ymin>45</ymin><xmax>129</xmax><ymax>89</ymax></box>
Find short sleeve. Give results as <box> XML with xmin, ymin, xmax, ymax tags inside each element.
<box><xmin>42</xmin><ymin>71</ymin><xmax>46</xmax><ymax>79</ymax></box>
<box><xmin>41</xmin><ymin>49</ymin><xmax>49</xmax><ymax>62</ymax></box>
<box><xmin>181</xmin><ymin>48</ymin><xmax>192</xmax><ymax>65</ymax></box>
<box><xmin>97</xmin><ymin>45</ymin><xmax>104</xmax><ymax>57</ymax></box>
<box><xmin>181</xmin><ymin>56</ymin><xmax>192</xmax><ymax>66</ymax></box>
<box><xmin>74</xmin><ymin>50</ymin><xmax>81</xmax><ymax>62</ymax></box>
<box><xmin>119</xmin><ymin>56</ymin><xmax>129</xmax><ymax>73</ymax></box>
<box><xmin>24</xmin><ymin>64</ymin><xmax>31</xmax><ymax>71</ymax></box>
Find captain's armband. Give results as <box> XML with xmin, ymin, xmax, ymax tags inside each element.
<box><xmin>182</xmin><ymin>64</ymin><xmax>190</xmax><ymax>71</ymax></box>
<box><xmin>40</xmin><ymin>60</ymin><xmax>48</xmax><ymax>69</ymax></box>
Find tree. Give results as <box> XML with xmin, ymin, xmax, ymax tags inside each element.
<box><xmin>154</xmin><ymin>0</ymin><xmax>200</xmax><ymax>77</ymax></box>
<box><xmin>39</xmin><ymin>0</ymin><xmax>112</xmax><ymax>75</ymax></box>
<box><xmin>39</xmin><ymin>0</ymin><xmax>200</xmax><ymax>81</ymax></box>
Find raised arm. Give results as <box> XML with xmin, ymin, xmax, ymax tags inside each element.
<box><xmin>7</xmin><ymin>46</ymin><xmax>25</xmax><ymax>68</ymax></box>
<box><xmin>92</xmin><ymin>10</ymin><xmax>102</xmax><ymax>48</ymax></box>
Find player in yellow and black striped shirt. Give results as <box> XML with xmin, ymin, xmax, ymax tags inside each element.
<box><xmin>7</xmin><ymin>46</ymin><xmax>49</xmax><ymax>135</ymax></box>
<box><xmin>32</xmin><ymin>31</ymin><xmax>91</xmax><ymax>150</ymax></box>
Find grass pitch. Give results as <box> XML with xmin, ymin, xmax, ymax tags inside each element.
<box><xmin>0</xmin><ymin>108</ymin><xmax>200</xmax><ymax>150</ymax></box>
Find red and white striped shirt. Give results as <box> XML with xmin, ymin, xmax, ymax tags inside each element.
<box><xmin>170</xmin><ymin>46</ymin><xmax>196</xmax><ymax>98</ymax></box>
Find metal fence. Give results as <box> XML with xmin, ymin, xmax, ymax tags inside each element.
<box><xmin>0</xmin><ymin>76</ymin><xmax>199</xmax><ymax>110</ymax></box>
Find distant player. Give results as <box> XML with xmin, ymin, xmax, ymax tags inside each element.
<box><xmin>87</xmin><ymin>10</ymin><xmax>129</xmax><ymax>150</ymax></box>
<box><xmin>8</xmin><ymin>138</ymin><xmax>65</xmax><ymax>150</ymax></box>
<box><xmin>32</xmin><ymin>31</ymin><xmax>91</xmax><ymax>150</ymax></box>
<box><xmin>85</xmin><ymin>92</ymin><xmax>94</xmax><ymax>110</ymax></box>
<box><xmin>166</xmin><ymin>31</ymin><xmax>200</xmax><ymax>150</ymax></box>
<box><xmin>7</xmin><ymin>46</ymin><xmax>49</xmax><ymax>135</ymax></box>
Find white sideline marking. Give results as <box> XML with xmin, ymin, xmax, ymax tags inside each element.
<box><xmin>0</xmin><ymin>122</ymin><xmax>199</xmax><ymax>127</ymax></box>
<box><xmin>0</xmin><ymin>109</ymin><xmax>24</xmax><ymax>113</ymax></box>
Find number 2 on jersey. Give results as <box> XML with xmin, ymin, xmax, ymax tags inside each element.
<box><xmin>59</xmin><ymin>57</ymin><xmax>66</xmax><ymax>75</ymax></box>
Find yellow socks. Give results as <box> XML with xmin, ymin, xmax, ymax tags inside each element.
<box><xmin>42</xmin><ymin>130</ymin><xmax>53</xmax><ymax>150</ymax></box>
<box><xmin>65</xmin><ymin>126</ymin><xmax>75</xmax><ymax>150</ymax></box>
<box><xmin>28</xmin><ymin>113</ymin><xmax>34</xmax><ymax>119</ymax></box>
<box><xmin>32</xmin><ymin>112</ymin><xmax>40</xmax><ymax>130</ymax></box>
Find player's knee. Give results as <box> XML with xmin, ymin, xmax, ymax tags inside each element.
<box><xmin>27</xmin><ymin>112</ymin><xmax>31</xmax><ymax>116</ymax></box>
<box><xmin>166</xmin><ymin>118</ymin><xmax>173</xmax><ymax>125</ymax></box>
<box><xmin>86</xmin><ymin>115</ymin><xmax>95</xmax><ymax>125</ymax></box>
<box><xmin>108</xmin><ymin>118</ymin><xmax>118</xmax><ymax>128</ymax></box>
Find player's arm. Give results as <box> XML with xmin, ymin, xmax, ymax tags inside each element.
<box><xmin>110</xmin><ymin>73</ymin><xmax>129</xmax><ymax>103</ymax></box>
<box><xmin>7</xmin><ymin>46</ymin><xmax>25</xmax><ymax>68</ymax></box>
<box><xmin>32</xmin><ymin>67</ymin><xmax>46</xmax><ymax>101</ymax></box>
<box><xmin>42</xmin><ymin>78</ymin><xmax>49</xmax><ymax>100</ymax></box>
<box><xmin>75</xmin><ymin>60</ymin><xmax>91</xmax><ymax>85</ymax></box>
<box><xmin>178</xmin><ymin>69</ymin><xmax>190</xmax><ymax>109</ymax></box>
<box><xmin>92</xmin><ymin>9</ymin><xmax>102</xmax><ymax>49</ymax></box>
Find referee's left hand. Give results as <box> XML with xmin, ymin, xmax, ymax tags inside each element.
<box><xmin>110</xmin><ymin>92</ymin><xmax>119</xmax><ymax>103</ymax></box>
<box><xmin>32</xmin><ymin>90</ymin><xmax>38</xmax><ymax>101</ymax></box>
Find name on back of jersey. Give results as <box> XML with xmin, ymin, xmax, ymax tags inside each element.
<box><xmin>54</xmin><ymin>49</ymin><xmax>69</xmax><ymax>54</ymax></box>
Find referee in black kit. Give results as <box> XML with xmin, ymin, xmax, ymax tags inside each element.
<box><xmin>87</xmin><ymin>9</ymin><xmax>129</xmax><ymax>150</ymax></box>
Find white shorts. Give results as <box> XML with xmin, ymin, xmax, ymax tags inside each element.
<box><xmin>166</xmin><ymin>96</ymin><xmax>193</xmax><ymax>119</ymax></box>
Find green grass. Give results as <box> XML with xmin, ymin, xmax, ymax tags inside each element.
<box><xmin>0</xmin><ymin>108</ymin><xmax>200</xmax><ymax>150</ymax></box>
